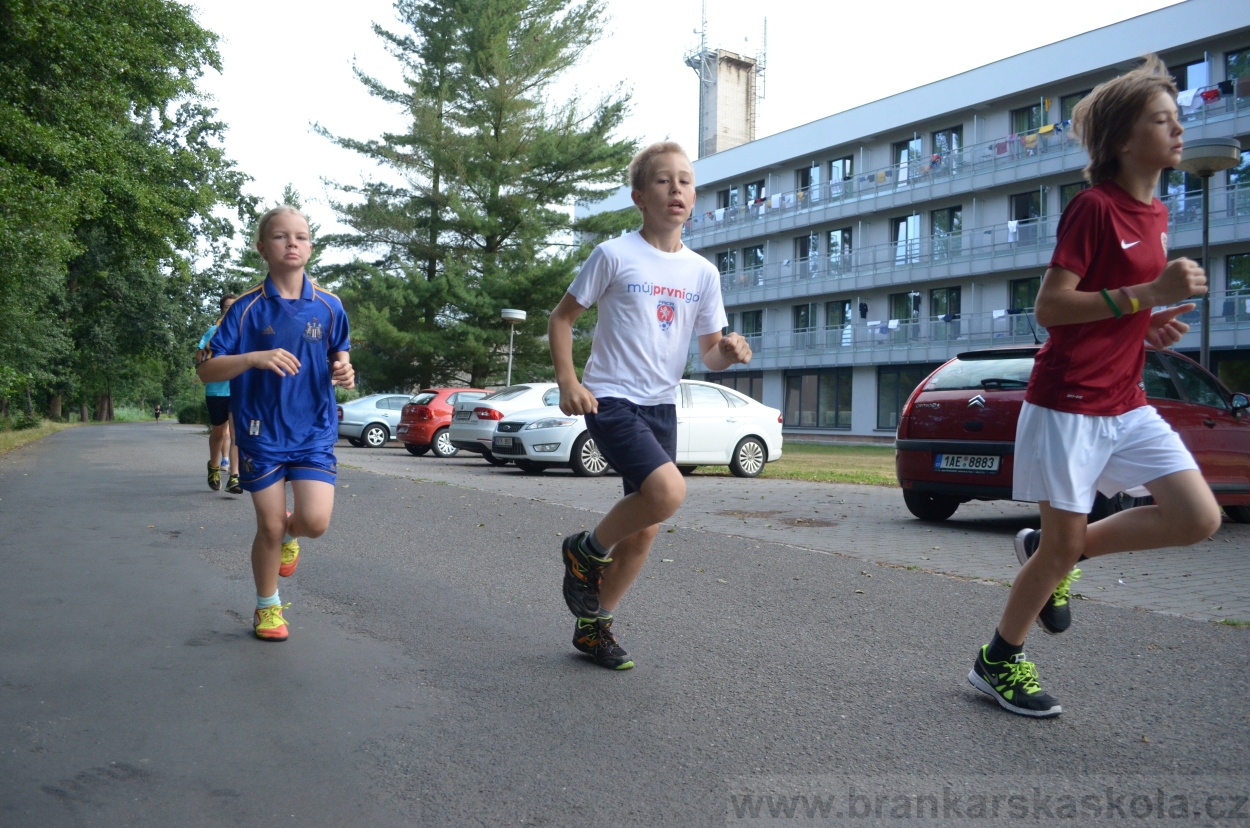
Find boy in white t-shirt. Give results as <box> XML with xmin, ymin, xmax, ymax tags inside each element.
<box><xmin>549</xmin><ymin>142</ymin><xmax>752</xmax><ymax>669</ymax></box>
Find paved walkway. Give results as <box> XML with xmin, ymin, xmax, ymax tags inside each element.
<box><xmin>342</xmin><ymin>445</ymin><xmax>1250</xmax><ymax>625</ymax></box>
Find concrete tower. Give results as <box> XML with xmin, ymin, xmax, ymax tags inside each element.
<box><xmin>684</xmin><ymin>8</ymin><xmax>766</xmax><ymax>158</ymax></box>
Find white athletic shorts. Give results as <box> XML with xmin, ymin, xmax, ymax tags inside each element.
<box><xmin>1012</xmin><ymin>401</ymin><xmax>1198</xmax><ymax>514</ymax></box>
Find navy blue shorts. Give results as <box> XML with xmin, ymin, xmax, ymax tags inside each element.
<box><xmin>586</xmin><ymin>398</ymin><xmax>676</xmax><ymax>495</ymax></box>
<box><xmin>237</xmin><ymin>446</ymin><xmax>338</xmax><ymax>493</ymax></box>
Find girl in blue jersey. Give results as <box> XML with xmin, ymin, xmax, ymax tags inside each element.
<box><xmin>198</xmin><ymin>206</ymin><xmax>355</xmax><ymax>641</ymax></box>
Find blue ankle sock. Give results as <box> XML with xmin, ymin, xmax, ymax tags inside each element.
<box><xmin>257</xmin><ymin>591</ymin><xmax>281</xmax><ymax>609</ymax></box>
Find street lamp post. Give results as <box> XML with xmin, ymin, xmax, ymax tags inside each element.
<box><xmin>501</xmin><ymin>308</ymin><xmax>526</xmax><ymax>386</ymax></box>
<box><xmin>1174</xmin><ymin>137</ymin><xmax>1242</xmax><ymax>370</ymax></box>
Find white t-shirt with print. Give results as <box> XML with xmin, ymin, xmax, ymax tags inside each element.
<box><xmin>567</xmin><ymin>231</ymin><xmax>728</xmax><ymax>406</ymax></box>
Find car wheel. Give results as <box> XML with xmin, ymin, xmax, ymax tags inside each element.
<box><xmin>363</xmin><ymin>423</ymin><xmax>389</xmax><ymax>448</ymax></box>
<box><xmin>729</xmin><ymin>437</ymin><xmax>766</xmax><ymax>478</ymax></box>
<box><xmin>1223</xmin><ymin>504</ymin><xmax>1250</xmax><ymax>524</ymax></box>
<box><xmin>677</xmin><ymin>465</ymin><xmax>698</xmax><ymax>476</ymax></box>
<box><xmin>483</xmin><ymin>450</ymin><xmax>510</xmax><ymax>466</ymax></box>
<box><xmin>405</xmin><ymin>444</ymin><xmax>429</xmax><ymax>456</ymax></box>
<box><xmin>430</xmin><ymin>427</ymin><xmax>458</xmax><ymax>458</ymax></box>
<box><xmin>902</xmin><ymin>490</ymin><xmax>961</xmax><ymax>521</ymax></box>
<box><xmin>347</xmin><ymin>437</ymin><xmax>364</xmax><ymax>447</ymax></box>
<box><xmin>570</xmin><ymin>433</ymin><xmax>610</xmax><ymax>477</ymax></box>
<box><xmin>515</xmin><ymin>459</ymin><xmax>546</xmax><ymax>474</ymax></box>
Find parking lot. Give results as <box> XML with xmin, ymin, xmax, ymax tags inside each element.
<box><xmin>338</xmin><ymin>439</ymin><xmax>1250</xmax><ymax>624</ymax></box>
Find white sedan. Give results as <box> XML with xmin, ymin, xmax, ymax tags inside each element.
<box><xmin>448</xmin><ymin>383</ymin><xmax>561</xmax><ymax>464</ymax></box>
<box><xmin>490</xmin><ymin>380</ymin><xmax>783</xmax><ymax>477</ymax></box>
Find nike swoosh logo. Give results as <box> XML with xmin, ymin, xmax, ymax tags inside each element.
<box><xmin>1121</xmin><ymin>240</ymin><xmax>1141</xmax><ymax>249</ymax></box>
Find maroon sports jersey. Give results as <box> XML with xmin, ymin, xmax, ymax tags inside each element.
<box><xmin>1027</xmin><ymin>182</ymin><xmax>1168</xmax><ymax>415</ymax></box>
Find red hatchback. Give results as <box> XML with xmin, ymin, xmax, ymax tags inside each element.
<box><xmin>895</xmin><ymin>346</ymin><xmax>1250</xmax><ymax>522</ymax></box>
<box><xmin>397</xmin><ymin>388</ymin><xmax>489</xmax><ymax>458</ymax></box>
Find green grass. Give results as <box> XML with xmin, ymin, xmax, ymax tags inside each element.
<box><xmin>760</xmin><ymin>442</ymin><xmax>897</xmax><ymax>486</ymax></box>
<box><xmin>688</xmin><ymin>442</ymin><xmax>898</xmax><ymax>486</ymax></box>
<box><xmin>1216</xmin><ymin>618</ymin><xmax>1250</xmax><ymax>628</ymax></box>
<box><xmin>0</xmin><ymin>420</ymin><xmax>80</xmax><ymax>456</ymax></box>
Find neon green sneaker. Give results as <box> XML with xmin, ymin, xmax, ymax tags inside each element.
<box><xmin>207</xmin><ymin>462</ymin><xmax>221</xmax><ymax>491</ymax></box>
<box><xmin>279</xmin><ymin>539</ymin><xmax>300</xmax><ymax>577</ymax></box>
<box><xmin>253</xmin><ymin>603</ymin><xmax>291</xmax><ymax>641</ymax></box>
<box><xmin>968</xmin><ymin>645</ymin><xmax>1061</xmax><ymax>718</ymax></box>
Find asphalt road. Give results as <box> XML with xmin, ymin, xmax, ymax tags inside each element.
<box><xmin>2</xmin><ymin>424</ymin><xmax>1247</xmax><ymax>827</ymax></box>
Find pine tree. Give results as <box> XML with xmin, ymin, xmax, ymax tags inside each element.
<box><xmin>319</xmin><ymin>0</ymin><xmax>637</xmax><ymax>391</ymax></box>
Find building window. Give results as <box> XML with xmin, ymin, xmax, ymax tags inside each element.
<box><xmin>1229</xmin><ymin>48</ymin><xmax>1250</xmax><ymax>100</ymax></box>
<box><xmin>1229</xmin><ymin>253</ymin><xmax>1250</xmax><ymax>293</ymax></box>
<box><xmin>716</xmin><ymin>250</ymin><xmax>736</xmax><ymax>275</ymax></box>
<box><xmin>877</xmin><ymin>364</ymin><xmax>936</xmax><ymax>430</ymax></box>
<box><xmin>1010</xmin><ymin>276</ymin><xmax>1041</xmax><ymax>337</ymax></box>
<box><xmin>829</xmin><ymin>156</ymin><xmax>853</xmax><ymax>198</ymax></box>
<box><xmin>792</xmin><ymin>303</ymin><xmax>815</xmax><ymax>332</ymax></box>
<box><xmin>745</xmin><ymin>179</ymin><xmax>766</xmax><ymax>205</ymax></box>
<box><xmin>828</xmin><ymin>227</ymin><xmax>852</xmax><ymax>275</ymax></box>
<box><xmin>717</xmin><ymin>186</ymin><xmax>739</xmax><ymax>210</ymax></box>
<box><xmin>1060</xmin><ymin>91</ymin><xmax>1089</xmax><ymax>122</ymax></box>
<box><xmin>892</xmin><ymin>214</ymin><xmax>920</xmax><ymax>264</ymax></box>
<box><xmin>707</xmin><ymin>371</ymin><xmax>763</xmax><ymax>403</ymax></box>
<box><xmin>930</xmin><ymin>287</ymin><xmax>961</xmax><ymax>340</ymax></box>
<box><xmin>1011</xmin><ymin>104</ymin><xmax>1042</xmax><ymax>134</ymax></box>
<box><xmin>740</xmin><ymin>309</ymin><xmax>763</xmax><ymax>340</ymax></box>
<box><xmin>1169</xmin><ymin>58</ymin><xmax>1209</xmax><ymax>92</ymax></box>
<box><xmin>931</xmin><ymin>126</ymin><xmax>961</xmax><ymax>172</ymax></box>
<box><xmin>724</xmin><ymin>312</ymin><xmax>735</xmax><ymax>336</ymax></box>
<box><xmin>826</xmin><ymin>300</ymin><xmax>851</xmax><ymax>327</ymax></box>
<box><xmin>793</xmin><ymin>232</ymin><xmax>817</xmax><ymax>277</ymax></box>
<box><xmin>893</xmin><ymin>137</ymin><xmax>922</xmax><ymax>183</ymax></box>
<box><xmin>742</xmin><ymin>244</ymin><xmax>764</xmax><ymax>278</ymax></box>
<box><xmin>1010</xmin><ymin>191</ymin><xmax>1043</xmax><ymax>244</ymax></box>
<box><xmin>784</xmin><ymin>368</ymin><xmax>853</xmax><ymax>429</ymax></box>
<box><xmin>931</xmin><ymin>205</ymin><xmax>962</xmax><ymax>259</ymax></box>
<box><xmin>1163</xmin><ymin>168</ymin><xmax>1203</xmax><ymax>224</ymax></box>
<box><xmin>1060</xmin><ymin>181</ymin><xmax>1089</xmax><ymax>212</ymax></box>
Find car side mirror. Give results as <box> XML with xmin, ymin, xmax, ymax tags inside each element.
<box><xmin>1232</xmin><ymin>393</ymin><xmax>1249</xmax><ymax>416</ymax></box>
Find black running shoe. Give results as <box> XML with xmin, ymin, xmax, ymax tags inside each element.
<box><xmin>561</xmin><ymin>531</ymin><xmax>611</xmax><ymax>618</ymax></box>
<box><xmin>226</xmin><ymin>475</ymin><xmax>243</xmax><ymax>495</ymax></box>
<box><xmin>573</xmin><ymin>614</ymin><xmax>634</xmax><ymax>670</ymax></box>
<box><xmin>967</xmin><ymin>645</ymin><xmax>1061</xmax><ymax>718</ymax></box>
<box><xmin>1013</xmin><ymin>528</ymin><xmax>1080</xmax><ymax>634</ymax></box>
<box><xmin>207</xmin><ymin>462</ymin><xmax>221</xmax><ymax>491</ymax></box>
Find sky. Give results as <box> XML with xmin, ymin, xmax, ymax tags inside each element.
<box><xmin>191</xmin><ymin>0</ymin><xmax>1185</xmax><ymax>253</ymax></box>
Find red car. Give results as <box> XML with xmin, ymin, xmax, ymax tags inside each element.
<box><xmin>397</xmin><ymin>388</ymin><xmax>489</xmax><ymax>458</ymax></box>
<box><xmin>895</xmin><ymin>346</ymin><xmax>1250</xmax><ymax>522</ymax></box>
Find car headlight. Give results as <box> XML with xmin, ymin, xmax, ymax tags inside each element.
<box><xmin>524</xmin><ymin>418</ymin><xmax>578</xmax><ymax>430</ymax></box>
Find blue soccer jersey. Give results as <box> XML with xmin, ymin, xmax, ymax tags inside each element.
<box><xmin>205</xmin><ymin>274</ymin><xmax>351</xmax><ymax>457</ymax></box>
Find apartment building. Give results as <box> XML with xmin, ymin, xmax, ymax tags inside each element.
<box><xmin>590</xmin><ymin>0</ymin><xmax>1250</xmax><ymax>441</ymax></box>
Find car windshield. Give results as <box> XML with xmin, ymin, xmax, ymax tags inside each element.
<box><xmin>410</xmin><ymin>392</ymin><xmax>436</xmax><ymax>405</ymax></box>
<box><xmin>925</xmin><ymin>356</ymin><xmax>1035</xmax><ymax>391</ymax></box>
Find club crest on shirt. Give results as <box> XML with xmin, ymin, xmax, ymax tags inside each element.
<box><xmin>656</xmin><ymin>300</ymin><xmax>675</xmax><ymax>332</ymax></box>
<box><xmin>303</xmin><ymin>318</ymin><xmax>324</xmax><ymax>343</ymax></box>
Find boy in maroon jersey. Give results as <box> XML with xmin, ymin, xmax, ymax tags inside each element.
<box><xmin>968</xmin><ymin>55</ymin><xmax>1222</xmax><ymax>717</ymax></box>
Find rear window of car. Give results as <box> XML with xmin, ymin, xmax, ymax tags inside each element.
<box><xmin>924</xmin><ymin>356</ymin><xmax>1035</xmax><ymax>391</ymax></box>
<box><xmin>480</xmin><ymin>386</ymin><xmax>530</xmax><ymax>402</ymax></box>
<box><xmin>409</xmin><ymin>392</ymin><xmax>437</xmax><ymax>405</ymax></box>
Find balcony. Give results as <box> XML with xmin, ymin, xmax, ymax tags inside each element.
<box><xmin>700</xmin><ymin>290</ymin><xmax>1250</xmax><ymax>372</ymax></box>
<box><xmin>715</xmin><ymin>183</ymin><xmax>1250</xmax><ymax>302</ymax></box>
<box><xmin>685</xmin><ymin>90</ymin><xmax>1250</xmax><ymax>250</ymax></box>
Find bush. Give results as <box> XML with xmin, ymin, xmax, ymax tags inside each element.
<box><xmin>8</xmin><ymin>412</ymin><xmax>39</xmax><ymax>431</ymax></box>
<box><xmin>177</xmin><ymin>400</ymin><xmax>209</xmax><ymax>425</ymax></box>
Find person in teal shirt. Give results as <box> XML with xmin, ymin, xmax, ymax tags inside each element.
<box><xmin>197</xmin><ymin>294</ymin><xmax>241</xmax><ymax>494</ymax></box>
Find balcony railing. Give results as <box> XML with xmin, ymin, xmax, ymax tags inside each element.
<box><xmin>714</xmin><ymin>183</ymin><xmax>1250</xmax><ymax>296</ymax></box>
<box><xmin>703</xmin><ymin>290</ymin><xmax>1250</xmax><ymax>365</ymax></box>
<box><xmin>685</xmin><ymin>89</ymin><xmax>1250</xmax><ymax>245</ymax></box>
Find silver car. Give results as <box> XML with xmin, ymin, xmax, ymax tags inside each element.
<box><xmin>448</xmin><ymin>383</ymin><xmax>561</xmax><ymax>464</ymax></box>
<box><xmin>491</xmin><ymin>380</ymin><xmax>784</xmax><ymax>477</ymax></box>
<box><xmin>337</xmin><ymin>393</ymin><xmax>411</xmax><ymax>448</ymax></box>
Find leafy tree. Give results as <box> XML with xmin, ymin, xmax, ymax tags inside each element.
<box><xmin>0</xmin><ymin>0</ymin><xmax>253</xmax><ymax>419</ymax></box>
<box><xmin>320</xmin><ymin>0</ymin><xmax>637</xmax><ymax>392</ymax></box>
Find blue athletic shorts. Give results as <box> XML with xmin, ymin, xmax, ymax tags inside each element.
<box><xmin>237</xmin><ymin>446</ymin><xmax>338</xmax><ymax>493</ymax></box>
<box><xmin>585</xmin><ymin>397</ymin><xmax>676</xmax><ymax>495</ymax></box>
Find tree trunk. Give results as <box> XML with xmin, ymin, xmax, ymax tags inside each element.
<box><xmin>48</xmin><ymin>395</ymin><xmax>62</xmax><ymax>420</ymax></box>
<box><xmin>79</xmin><ymin>403</ymin><xmax>89</xmax><ymax>423</ymax></box>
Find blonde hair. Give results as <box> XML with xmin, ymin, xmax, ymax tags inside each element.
<box><xmin>628</xmin><ymin>141</ymin><xmax>691</xmax><ymax>192</ymax></box>
<box><xmin>1072</xmin><ymin>54</ymin><xmax>1177</xmax><ymax>186</ymax></box>
<box><xmin>254</xmin><ymin>205</ymin><xmax>311</xmax><ymax>244</ymax></box>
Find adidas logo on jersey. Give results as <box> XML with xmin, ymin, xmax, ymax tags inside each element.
<box><xmin>262</xmin><ymin>325</ymin><xmax>276</xmax><ymax>335</ymax></box>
